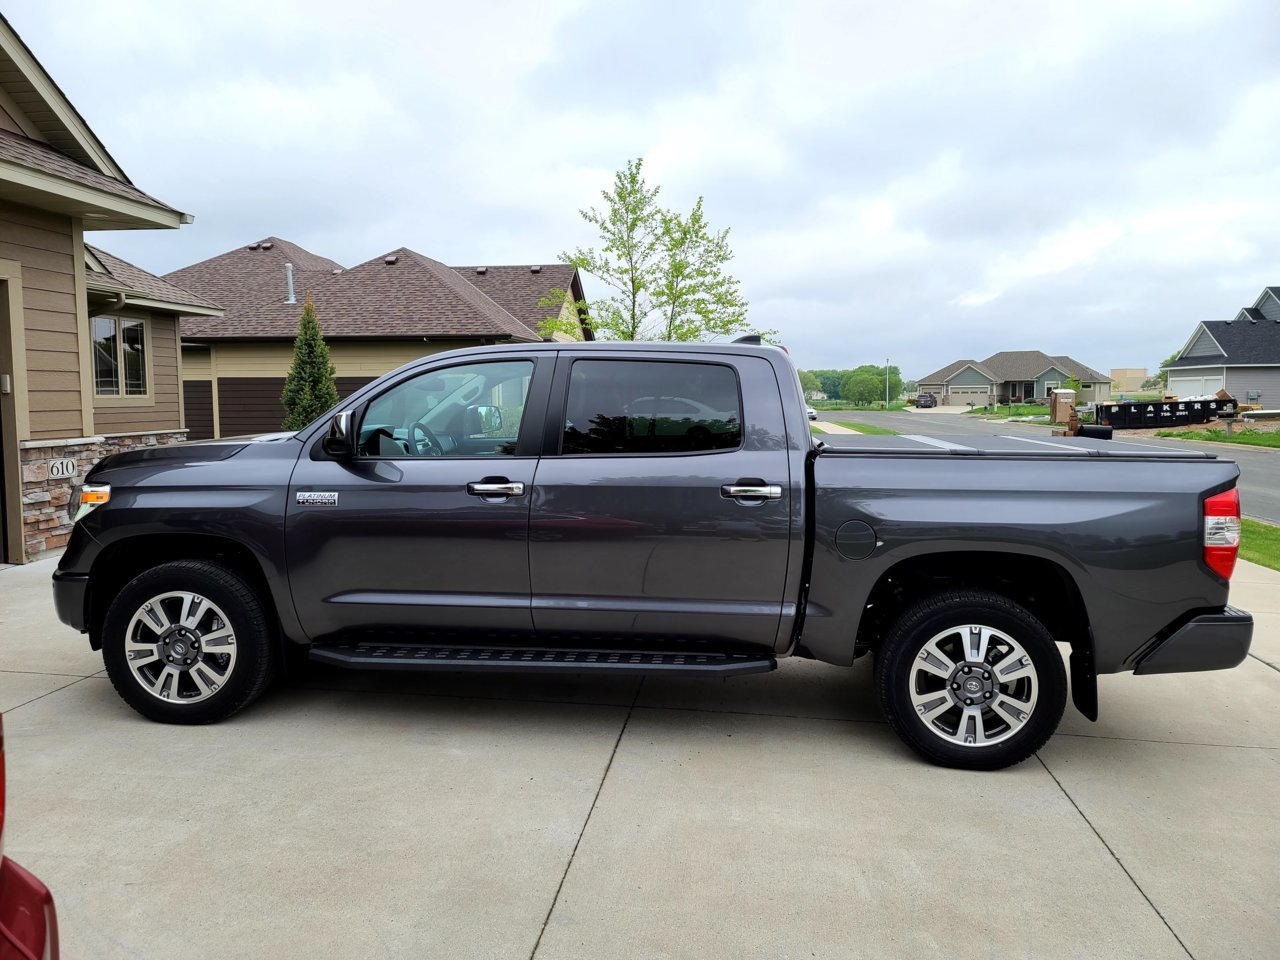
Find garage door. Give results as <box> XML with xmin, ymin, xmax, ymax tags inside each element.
<box><xmin>1168</xmin><ymin>374</ymin><xmax>1223</xmax><ymax>398</ymax></box>
<box><xmin>948</xmin><ymin>387</ymin><xmax>989</xmax><ymax>401</ymax></box>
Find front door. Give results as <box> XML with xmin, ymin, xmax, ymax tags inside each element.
<box><xmin>286</xmin><ymin>356</ymin><xmax>548</xmax><ymax>642</ymax></box>
<box><xmin>529</xmin><ymin>354</ymin><xmax>793</xmax><ymax>649</ymax></box>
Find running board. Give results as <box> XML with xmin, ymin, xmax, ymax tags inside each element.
<box><xmin>309</xmin><ymin>643</ymin><xmax>776</xmax><ymax>677</ymax></box>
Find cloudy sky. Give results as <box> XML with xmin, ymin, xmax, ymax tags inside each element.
<box><xmin>9</xmin><ymin>0</ymin><xmax>1279</xmax><ymax>376</ymax></box>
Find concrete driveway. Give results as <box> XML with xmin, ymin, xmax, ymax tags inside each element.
<box><xmin>2</xmin><ymin>557</ymin><xmax>1277</xmax><ymax>960</ymax></box>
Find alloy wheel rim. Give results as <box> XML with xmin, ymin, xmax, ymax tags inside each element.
<box><xmin>124</xmin><ymin>591</ymin><xmax>237</xmax><ymax>703</ymax></box>
<box><xmin>908</xmin><ymin>623</ymin><xmax>1039</xmax><ymax>747</ymax></box>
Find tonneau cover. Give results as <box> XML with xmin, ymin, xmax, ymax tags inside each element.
<box><xmin>816</xmin><ymin>434</ymin><xmax>1217</xmax><ymax>459</ymax></box>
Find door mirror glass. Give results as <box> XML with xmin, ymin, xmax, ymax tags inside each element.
<box><xmin>467</xmin><ymin>404</ymin><xmax>503</xmax><ymax>436</ymax></box>
<box><xmin>322</xmin><ymin>410</ymin><xmax>354</xmax><ymax>457</ymax></box>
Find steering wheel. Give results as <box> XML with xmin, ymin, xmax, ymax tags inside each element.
<box><xmin>410</xmin><ymin>421</ymin><xmax>444</xmax><ymax>457</ymax></box>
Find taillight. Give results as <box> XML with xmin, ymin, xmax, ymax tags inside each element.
<box><xmin>1204</xmin><ymin>488</ymin><xmax>1241</xmax><ymax>581</ymax></box>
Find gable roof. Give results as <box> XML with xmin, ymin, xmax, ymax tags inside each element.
<box><xmin>917</xmin><ymin>359</ymin><xmax>997</xmax><ymax>384</ymax></box>
<box><xmin>85</xmin><ymin>245</ymin><xmax>220</xmax><ymax>316</ymax></box>
<box><xmin>177</xmin><ymin>242</ymin><xmax>550</xmax><ymax>342</ymax></box>
<box><xmin>980</xmin><ymin>350</ymin><xmax>1108</xmax><ymax>383</ymax></box>
<box><xmin>0</xmin><ymin>16</ymin><xmax>188</xmax><ymax>228</ymax></box>
<box><xmin>1167</xmin><ymin>319</ymin><xmax>1280</xmax><ymax>368</ymax></box>
<box><xmin>0</xmin><ymin>14</ymin><xmax>126</xmax><ymax>179</ymax></box>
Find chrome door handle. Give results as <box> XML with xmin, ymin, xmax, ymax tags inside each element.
<box><xmin>467</xmin><ymin>481</ymin><xmax>525</xmax><ymax>497</ymax></box>
<box><xmin>721</xmin><ymin>484</ymin><xmax>782</xmax><ymax>500</ymax></box>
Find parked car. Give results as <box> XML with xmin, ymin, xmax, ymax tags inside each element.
<box><xmin>0</xmin><ymin>714</ymin><xmax>60</xmax><ymax>960</ymax></box>
<box><xmin>915</xmin><ymin>393</ymin><xmax>937</xmax><ymax>408</ymax></box>
<box><xmin>52</xmin><ymin>340</ymin><xmax>1252</xmax><ymax>770</ymax></box>
<box><xmin>806</xmin><ymin>406</ymin><xmax>818</xmax><ymax>420</ymax></box>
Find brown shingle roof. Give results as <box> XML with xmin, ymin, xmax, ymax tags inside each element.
<box><xmin>0</xmin><ymin>128</ymin><xmax>178</xmax><ymax>214</ymax></box>
<box><xmin>172</xmin><ymin>239</ymin><xmax>585</xmax><ymax>343</ymax></box>
<box><xmin>180</xmin><ymin>246</ymin><xmax>540</xmax><ymax>342</ymax></box>
<box><xmin>165</xmin><ymin>237</ymin><xmax>344</xmax><ymax>322</ymax></box>
<box><xmin>86</xmin><ymin>245</ymin><xmax>219</xmax><ymax>312</ymax></box>
<box><xmin>452</xmin><ymin>264</ymin><xmax>579</xmax><ymax>334</ymax></box>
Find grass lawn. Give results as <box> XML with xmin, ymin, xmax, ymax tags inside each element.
<box><xmin>834</xmin><ymin>421</ymin><xmax>898</xmax><ymax>435</ymax></box>
<box><xmin>1241</xmin><ymin>519</ymin><xmax>1280</xmax><ymax>572</ymax></box>
<box><xmin>1154</xmin><ymin>428</ymin><xmax>1280</xmax><ymax>449</ymax></box>
<box><xmin>810</xmin><ymin>400</ymin><xmax>907</xmax><ymax>411</ymax></box>
<box><xmin>965</xmin><ymin>404</ymin><xmax>1049</xmax><ymax>418</ymax></box>
<box><xmin>809</xmin><ymin>424</ymin><xmax>823</xmax><ymax>435</ymax></box>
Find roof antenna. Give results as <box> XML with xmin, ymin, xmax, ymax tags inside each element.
<box><xmin>285</xmin><ymin>262</ymin><xmax>296</xmax><ymax>304</ymax></box>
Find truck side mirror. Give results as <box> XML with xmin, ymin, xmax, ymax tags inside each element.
<box><xmin>322</xmin><ymin>410</ymin><xmax>355</xmax><ymax>458</ymax></box>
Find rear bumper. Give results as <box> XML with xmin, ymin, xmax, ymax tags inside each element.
<box><xmin>0</xmin><ymin>856</ymin><xmax>60</xmax><ymax>960</ymax></box>
<box><xmin>1134</xmin><ymin>606</ymin><xmax>1253</xmax><ymax>675</ymax></box>
<box><xmin>51</xmin><ymin>571</ymin><xmax>89</xmax><ymax>633</ymax></box>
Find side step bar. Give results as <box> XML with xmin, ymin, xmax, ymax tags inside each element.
<box><xmin>309</xmin><ymin>643</ymin><xmax>776</xmax><ymax>677</ymax></box>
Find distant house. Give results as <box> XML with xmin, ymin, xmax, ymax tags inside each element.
<box><xmin>917</xmin><ymin>351</ymin><xmax>1111</xmax><ymax>406</ymax></box>
<box><xmin>1164</xmin><ymin>287</ymin><xmax>1280</xmax><ymax>406</ymax></box>
<box><xmin>166</xmin><ymin>238</ymin><xmax>590</xmax><ymax>439</ymax></box>
<box><xmin>1110</xmin><ymin>368</ymin><xmax>1148</xmax><ymax>393</ymax></box>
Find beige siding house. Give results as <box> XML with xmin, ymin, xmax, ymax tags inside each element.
<box><xmin>0</xmin><ymin>15</ymin><xmax>210</xmax><ymax>562</ymax></box>
<box><xmin>168</xmin><ymin>240</ymin><xmax>590</xmax><ymax>439</ymax></box>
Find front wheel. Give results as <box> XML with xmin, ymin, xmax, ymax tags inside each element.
<box><xmin>102</xmin><ymin>560</ymin><xmax>276</xmax><ymax>724</ymax></box>
<box><xmin>875</xmin><ymin>590</ymin><xmax>1067</xmax><ymax>770</ymax></box>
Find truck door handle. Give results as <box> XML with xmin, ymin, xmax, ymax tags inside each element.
<box><xmin>467</xmin><ymin>480</ymin><xmax>525</xmax><ymax>497</ymax></box>
<box><xmin>721</xmin><ymin>483</ymin><xmax>782</xmax><ymax>501</ymax></box>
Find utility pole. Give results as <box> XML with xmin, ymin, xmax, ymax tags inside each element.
<box><xmin>885</xmin><ymin>358</ymin><xmax>890</xmax><ymax>409</ymax></box>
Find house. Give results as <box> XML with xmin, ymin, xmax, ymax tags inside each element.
<box><xmin>917</xmin><ymin>351</ymin><xmax>1112</xmax><ymax>407</ymax></box>
<box><xmin>1164</xmin><ymin>287</ymin><xmax>1280</xmax><ymax>406</ymax></box>
<box><xmin>1110</xmin><ymin>368</ymin><xmax>1148</xmax><ymax>393</ymax></box>
<box><xmin>0</xmin><ymin>15</ymin><xmax>210</xmax><ymax>562</ymax></box>
<box><xmin>167</xmin><ymin>239</ymin><xmax>591</xmax><ymax>439</ymax></box>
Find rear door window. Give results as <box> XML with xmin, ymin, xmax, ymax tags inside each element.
<box><xmin>562</xmin><ymin>360</ymin><xmax>742</xmax><ymax>455</ymax></box>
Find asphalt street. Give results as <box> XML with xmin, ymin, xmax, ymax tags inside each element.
<box><xmin>820</xmin><ymin>409</ymin><xmax>1280</xmax><ymax>523</ymax></box>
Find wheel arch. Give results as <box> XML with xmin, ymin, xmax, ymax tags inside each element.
<box><xmin>87</xmin><ymin>534</ymin><xmax>283</xmax><ymax>653</ymax></box>
<box><xmin>855</xmin><ymin>550</ymin><xmax>1098</xmax><ymax>720</ymax></box>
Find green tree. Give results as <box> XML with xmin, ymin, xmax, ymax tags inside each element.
<box><xmin>1156</xmin><ymin>350</ymin><xmax>1179</xmax><ymax>388</ymax></box>
<box><xmin>538</xmin><ymin>158</ymin><xmax>765</xmax><ymax>342</ymax></box>
<box><xmin>798</xmin><ymin>370</ymin><xmax>820</xmax><ymax>398</ymax></box>
<box><xmin>1063</xmin><ymin>376</ymin><xmax>1083</xmax><ymax>394</ymax></box>
<box><xmin>280</xmin><ymin>296</ymin><xmax>338</xmax><ymax>431</ymax></box>
<box><xmin>841</xmin><ymin>371</ymin><xmax>883</xmax><ymax>405</ymax></box>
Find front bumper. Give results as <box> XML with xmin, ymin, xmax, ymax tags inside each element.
<box><xmin>1134</xmin><ymin>606</ymin><xmax>1253</xmax><ymax>675</ymax></box>
<box><xmin>51</xmin><ymin>570</ymin><xmax>89</xmax><ymax>633</ymax></box>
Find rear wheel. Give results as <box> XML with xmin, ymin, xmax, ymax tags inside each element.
<box><xmin>875</xmin><ymin>590</ymin><xmax>1067</xmax><ymax>770</ymax></box>
<box><xmin>102</xmin><ymin>560</ymin><xmax>276</xmax><ymax>724</ymax></box>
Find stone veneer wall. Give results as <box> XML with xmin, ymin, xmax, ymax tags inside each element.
<box><xmin>18</xmin><ymin>429</ymin><xmax>187</xmax><ymax>561</ymax></box>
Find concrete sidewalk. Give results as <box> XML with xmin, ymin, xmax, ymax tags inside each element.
<box><xmin>1</xmin><ymin>557</ymin><xmax>1277</xmax><ymax>959</ymax></box>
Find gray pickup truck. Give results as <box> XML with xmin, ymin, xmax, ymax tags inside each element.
<box><xmin>51</xmin><ymin>340</ymin><xmax>1253</xmax><ymax>769</ymax></box>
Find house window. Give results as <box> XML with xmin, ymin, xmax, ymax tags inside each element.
<box><xmin>92</xmin><ymin>315</ymin><xmax>147</xmax><ymax>396</ymax></box>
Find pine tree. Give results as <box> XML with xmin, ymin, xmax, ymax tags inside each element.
<box><xmin>280</xmin><ymin>296</ymin><xmax>338</xmax><ymax>431</ymax></box>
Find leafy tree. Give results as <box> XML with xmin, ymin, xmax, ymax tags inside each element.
<box><xmin>281</xmin><ymin>296</ymin><xmax>338</xmax><ymax>431</ymax></box>
<box><xmin>808</xmin><ymin>370</ymin><xmax>847</xmax><ymax>398</ymax></box>
<box><xmin>1063</xmin><ymin>376</ymin><xmax>1083</xmax><ymax>394</ymax></box>
<box><xmin>798</xmin><ymin>370</ymin><xmax>820</xmax><ymax>398</ymax></box>
<box><xmin>538</xmin><ymin>158</ymin><xmax>766</xmax><ymax>342</ymax></box>
<box><xmin>1156</xmin><ymin>350</ymin><xmax>1179</xmax><ymax>388</ymax></box>
<box><xmin>841</xmin><ymin>371</ymin><xmax>883</xmax><ymax>405</ymax></box>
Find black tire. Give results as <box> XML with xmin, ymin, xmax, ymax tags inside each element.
<box><xmin>874</xmin><ymin>590</ymin><xmax>1067</xmax><ymax>770</ymax></box>
<box><xmin>102</xmin><ymin>560</ymin><xmax>276</xmax><ymax>724</ymax></box>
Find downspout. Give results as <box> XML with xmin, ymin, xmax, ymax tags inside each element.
<box><xmin>98</xmin><ymin>291</ymin><xmax>128</xmax><ymax>314</ymax></box>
